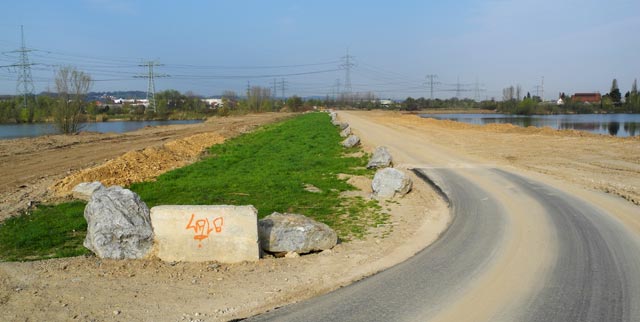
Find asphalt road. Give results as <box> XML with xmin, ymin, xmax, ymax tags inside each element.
<box><xmin>247</xmin><ymin>168</ymin><xmax>640</xmax><ymax>322</ymax></box>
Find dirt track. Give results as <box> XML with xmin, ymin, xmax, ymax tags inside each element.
<box><xmin>0</xmin><ymin>113</ymin><xmax>292</xmax><ymax>219</ymax></box>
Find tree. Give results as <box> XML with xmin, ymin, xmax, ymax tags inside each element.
<box><xmin>247</xmin><ymin>86</ymin><xmax>272</xmax><ymax>112</ymax></box>
<box><xmin>609</xmin><ymin>78</ymin><xmax>622</xmax><ymax>104</ymax></box>
<box><xmin>53</xmin><ymin>66</ymin><xmax>92</xmax><ymax>134</ymax></box>
<box><xmin>286</xmin><ymin>95</ymin><xmax>303</xmax><ymax>112</ymax></box>
<box><xmin>402</xmin><ymin>97</ymin><xmax>418</xmax><ymax>111</ymax></box>
<box><xmin>629</xmin><ymin>79</ymin><xmax>640</xmax><ymax>111</ymax></box>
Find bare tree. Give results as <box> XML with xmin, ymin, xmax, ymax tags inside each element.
<box><xmin>503</xmin><ymin>86</ymin><xmax>515</xmax><ymax>101</ymax></box>
<box><xmin>53</xmin><ymin>66</ymin><xmax>92</xmax><ymax>134</ymax></box>
<box><xmin>247</xmin><ymin>86</ymin><xmax>272</xmax><ymax>112</ymax></box>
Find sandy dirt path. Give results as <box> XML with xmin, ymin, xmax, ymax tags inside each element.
<box><xmin>336</xmin><ymin>110</ymin><xmax>640</xmax><ymax>321</ymax></box>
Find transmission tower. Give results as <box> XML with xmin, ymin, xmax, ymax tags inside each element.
<box><xmin>135</xmin><ymin>61</ymin><xmax>168</xmax><ymax>113</ymax></box>
<box><xmin>424</xmin><ymin>74</ymin><xmax>440</xmax><ymax>99</ymax></box>
<box><xmin>272</xmin><ymin>78</ymin><xmax>278</xmax><ymax>99</ymax></box>
<box><xmin>442</xmin><ymin>77</ymin><xmax>473</xmax><ymax>99</ymax></box>
<box><xmin>12</xmin><ymin>26</ymin><xmax>36</xmax><ymax>113</ymax></box>
<box><xmin>340</xmin><ymin>49</ymin><xmax>355</xmax><ymax>95</ymax></box>
<box><xmin>473</xmin><ymin>78</ymin><xmax>486</xmax><ymax>101</ymax></box>
<box><xmin>280</xmin><ymin>78</ymin><xmax>288</xmax><ymax>99</ymax></box>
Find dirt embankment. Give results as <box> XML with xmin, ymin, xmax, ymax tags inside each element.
<box><xmin>0</xmin><ymin>113</ymin><xmax>292</xmax><ymax>219</ymax></box>
<box><xmin>370</xmin><ymin>111</ymin><xmax>640</xmax><ymax>206</ymax></box>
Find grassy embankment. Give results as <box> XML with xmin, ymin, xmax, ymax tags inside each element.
<box><xmin>0</xmin><ymin>113</ymin><xmax>387</xmax><ymax>262</ymax></box>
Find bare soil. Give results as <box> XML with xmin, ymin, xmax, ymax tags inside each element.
<box><xmin>0</xmin><ymin>111</ymin><xmax>449</xmax><ymax>322</ymax></box>
<box><xmin>1</xmin><ymin>109</ymin><xmax>637</xmax><ymax>322</ymax></box>
<box><xmin>0</xmin><ymin>113</ymin><xmax>291</xmax><ymax>219</ymax></box>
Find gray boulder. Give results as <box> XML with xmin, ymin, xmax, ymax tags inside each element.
<box><xmin>339</xmin><ymin>126</ymin><xmax>351</xmax><ymax>138</ymax></box>
<box><xmin>72</xmin><ymin>181</ymin><xmax>105</xmax><ymax>201</ymax></box>
<box><xmin>84</xmin><ymin>186</ymin><xmax>154</xmax><ymax>259</ymax></box>
<box><xmin>372</xmin><ymin>168</ymin><xmax>413</xmax><ymax>199</ymax></box>
<box><xmin>329</xmin><ymin>111</ymin><xmax>337</xmax><ymax>122</ymax></box>
<box><xmin>337</xmin><ymin>122</ymin><xmax>349</xmax><ymax>130</ymax></box>
<box><xmin>341</xmin><ymin>135</ymin><xmax>360</xmax><ymax>148</ymax></box>
<box><xmin>367</xmin><ymin>146</ymin><xmax>393</xmax><ymax>169</ymax></box>
<box><xmin>258</xmin><ymin>212</ymin><xmax>337</xmax><ymax>254</ymax></box>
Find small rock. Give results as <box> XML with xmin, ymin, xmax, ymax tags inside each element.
<box><xmin>285</xmin><ymin>251</ymin><xmax>300</xmax><ymax>258</ymax></box>
<box><xmin>303</xmin><ymin>184</ymin><xmax>322</xmax><ymax>193</ymax></box>
<box><xmin>113</xmin><ymin>310</ymin><xmax>120</xmax><ymax>315</ymax></box>
<box><xmin>320</xmin><ymin>249</ymin><xmax>333</xmax><ymax>256</ymax></box>
<box><xmin>341</xmin><ymin>135</ymin><xmax>360</xmax><ymax>148</ymax></box>
<box><xmin>339</xmin><ymin>126</ymin><xmax>351</xmax><ymax>138</ymax></box>
<box><xmin>367</xmin><ymin>146</ymin><xmax>393</xmax><ymax>169</ymax></box>
<box><xmin>72</xmin><ymin>182</ymin><xmax>105</xmax><ymax>201</ymax></box>
<box><xmin>372</xmin><ymin>168</ymin><xmax>413</xmax><ymax>199</ymax></box>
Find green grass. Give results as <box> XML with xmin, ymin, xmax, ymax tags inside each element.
<box><xmin>0</xmin><ymin>112</ymin><xmax>388</xmax><ymax>261</ymax></box>
<box><xmin>0</xmin><ymin>202</ymin><xmax>89</xmax><ymax>261</ymax></box>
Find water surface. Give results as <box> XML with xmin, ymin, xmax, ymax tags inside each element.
<box><xmin>420</xmin><ymin>113</ymin><xmax>640</xmax><ymax>137</ymax></box>
<box><xmin>0</xmin><ymin>120</ymin><xmax>204</xmax><ymax>140</ymax></box>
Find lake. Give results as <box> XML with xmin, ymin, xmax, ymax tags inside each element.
<box><xmin>420</xmin><ymin>113</ymin><xmax>640</xmax><ymax>137</ymax></box>
<box><xmin>0</xmin><ymin>120</ymin><xmax>204</xmax><ymax>140</ymax></box>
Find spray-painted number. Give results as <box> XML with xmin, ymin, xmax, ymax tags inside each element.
<box><xmin>185</xmin><ymin>214</ymin><xmax>224</xmax><ymax>248</ymax></box>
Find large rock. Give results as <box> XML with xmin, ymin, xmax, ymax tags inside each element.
<box><xmin>372</xmin><ymin>168</ymin><xmax>413</xmax><ymax>199</ymax></box>
<box><xmin>150</xmin><ymin>205</ymin><xmax>259</xmax><ymax>263</ymax></box>
<box><xmin>84</xmin><ymin>186</ymin><xmax>154</xmax><ymax>259</ymax></box>
<box><xmin>337</xmin><ymin>122</ymin><xmax>349</xmax><ymax>130</ymax></box>
<box><xmin>329</xmin><ymin>111</ymin><xmax>337</xmax><ymax>122</ymax></box>
<box><xmin>367</xmin><ymin>146</ymin><xmax>393</xmax><ymax>169</ymax></box>
<box><xmin>258</xmin><ymin>212</ymin><xmax>337</xmax><ymax>254</ymax></box>
<box><xmin>341</xmin><ymin>135</ymin><xmax>360</xmax><ymax>148</ymax></box>
<box><xmin>339</xmin><ymin>126</ymin><xmax>351</xmax><ymax>138</ymax></box>
<box><xmin>72</xmin><ymin>181</ymin><xmax>105</xmax><ymax>201</ymax></box>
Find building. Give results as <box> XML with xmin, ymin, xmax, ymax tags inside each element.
<box><xmin>571</xmin><ymin>93</ymin><xmax>601</xmax><ymax>103</ymax></box>
<box><xmin>202</xmin><ymin>98</ymin><xmax>223</xmax><ymax>108</ymax></box>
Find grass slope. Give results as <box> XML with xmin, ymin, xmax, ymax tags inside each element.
<box><xmin>0</xmin><ymin>113</ymin><xmax>385</xmax><ymax>262</ymax></box>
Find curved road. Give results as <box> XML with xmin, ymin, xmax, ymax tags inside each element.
<box><xmin>246</xmin><ymin>112</ymin><xmax>640</xmax><ymax>322</ymax></box>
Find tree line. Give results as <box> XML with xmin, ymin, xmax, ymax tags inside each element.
<box><xmin>498</xmin><ymin>78</ymin><xmax>640</xmax><ymax>115</ymax></box>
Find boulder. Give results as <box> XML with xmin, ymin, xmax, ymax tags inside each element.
<box><xmin>329</xmin><ymin>111</ymin><xmax>337</xmax><ymax>122</ymax></box>
<box><xmin>258</xmin><ymin>212</ymin><xmax>337</xmax><ymax>254</ymax></box>
<box><xmin>84</xmin><ymin>186</ymin><xmax>154</xmax><ymax>259</ymax></box>
<box><xmin>150</xmin><ymin>205</ymin><xmax>259</xmax><ymax>263</ymax></box>
<box><xmin>341</xmin><ymin>135</ymin><xmax>360</xmax><ymax>148</ymax></box>
<box><xmin>337</xmin><ymin>122</ymin><xmax>349</xmax><ymax>130</ymax></box>
<box><xmin>339</xmin><ymin>126</ymin><xmax>351</xmax><ymax>138</ymax></box>
<box><xmin>367</xmin><ymin>146</ymin><xmax>393</xmax><ymax>169</ymax></box>
<box><xmin>372</xmin><ymin>168</ymin><xmax>413</xmax><ymax>199</ymax></box>
<box><xmin>72</xmin><ymin>181</ymin><xmax>105</xmax><ymax>201</ymax></box>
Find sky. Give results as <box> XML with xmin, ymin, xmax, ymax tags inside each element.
<box><xmin>0</xmin><ymin>0</ymin><xmax>638</xmax><ymax>100</ymax></box>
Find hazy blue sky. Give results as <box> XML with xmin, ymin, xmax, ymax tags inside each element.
<box><xmin>1</xmin><ymin>0</ymin><xmax>638</xmax><ymax>100</ymax></box>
